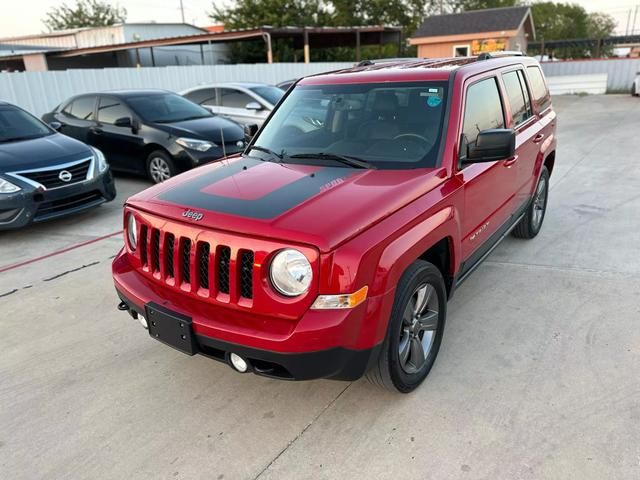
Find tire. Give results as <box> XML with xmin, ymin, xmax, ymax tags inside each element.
<box><xmin>146</xmin><ymin>150</ymin><xmax>176</xmax><ymax>184</ymax></box>
<box><xmin>512</xmin><ymin>166</ymin><xmax>549</xmax><ymax>239</ymax></box>
<box><xmin>366</xmin><ymin>260</ymin><xmax>447</xmax><ymax>393</ymax></box>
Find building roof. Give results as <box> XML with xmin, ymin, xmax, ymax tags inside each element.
<box><xmin>413</xmin><ymin>6</ymin><xmax>531</xmax><ymax>38</ymax></box>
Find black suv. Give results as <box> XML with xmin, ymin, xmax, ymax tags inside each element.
<box><xmin>43</xmin><ymin>90</ymin><xmax>247</xmax><ymax>183</ymax></box>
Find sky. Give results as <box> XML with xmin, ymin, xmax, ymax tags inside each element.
<box><xmin>0</xmin><ymin>0</ymin><xmax>639</xmax><ymax>38</ymax></box>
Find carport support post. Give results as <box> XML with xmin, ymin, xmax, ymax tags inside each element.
<box><xmin>263</xmin><ymin>32</ymin><xmax>273</xmax><ymax>64</ymax></box>
<box><xmin>355</xmin><ymin>29</ymin><xmax>361</xmax><ymax>62</ymax></box>
<box><xmin>304</xmin><ymin>28</ymin><xmax>310</xmax><ymax>64</ymax></box>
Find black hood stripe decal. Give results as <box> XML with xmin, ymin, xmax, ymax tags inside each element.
<box><xmin>157</xmin><ymin>157</ymin><xmax>351</xmax><ymax>220</ymax></box>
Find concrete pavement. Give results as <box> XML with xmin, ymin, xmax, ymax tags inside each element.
<box><xmin>0</xmin><ymin>95</ymin><xmax>638</xmax><ymax>480</ymax></box>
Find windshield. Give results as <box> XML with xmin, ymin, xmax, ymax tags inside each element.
<box><xmin>0</xmin><ymin>106</ymin><xmax>52</xmax><ymax>143</ymax></box>
<box><xmin>251</xmin><ymin>82</ymin><xmax>448</xmax><ymax>169</ymax></box>
<box><xmin>250</xmin><ymin>86</ymin><xmax>285</xmax><ymax>106</ymax></box>
<box><xmin>127</xmin><ymin>93</ymin><xmax>212</xmax><ymax>123</ymax></box>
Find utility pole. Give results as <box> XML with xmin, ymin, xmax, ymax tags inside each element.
<box><xmin>179</xmin><ymin>0</ymin><xmax>186</xmax><ymax>23</ymax></box>
<box><xmin>626</xmin><ymin>8</ymin><xmax>632</xmax><ymax>35</ymax></box>
<box><xmin>632</xmin><ymin>5</ymin><xmax>639</xmax><ymax>35</ymax></box>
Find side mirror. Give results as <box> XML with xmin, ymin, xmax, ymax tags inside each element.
<box><xmin>49</xmin><ymin>121</ymin><xmax>62</xmax><ymax>131</ymax></box>
<box><xmin>464</xmin><ymin>129</ymin><xmax>515</xmax><ymax>164</ymax></box>
<box><xmin>244</xmin><ymin>123</ymin><xmax>259</xmax><ymax>142</ymax></box>
<box><xmin>114</xmin><ymin>117</ymin><xmax>132</xmax><ymax>128</ymax></box>
<box><xmin>245</xmin><ymin>101</ymin><xmax>263</xmax><ymax>111</ymax></box>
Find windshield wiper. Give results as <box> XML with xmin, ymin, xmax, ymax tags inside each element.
<box><xmin>288</xmin><ymin>152</ymin><xmax>376</xmax><ymax>169</ymax></box>
<box><xmin>246</xmin><ymin>145</ymin><xmax>284</xmax><ymax>162</ymax></box>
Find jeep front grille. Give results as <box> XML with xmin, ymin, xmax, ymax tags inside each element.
<box><xmin>140</xmin><ymin>226</ymin><xmax>254</xmax><ymax>301</ymax></box>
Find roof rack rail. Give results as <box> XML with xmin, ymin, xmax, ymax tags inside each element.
<box><xmin>477</xmin><ymin>51</ymin><xmax>525</xmax><ymax>60</ymax></box>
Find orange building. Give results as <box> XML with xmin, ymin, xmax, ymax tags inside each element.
<box><xmin>409</xmin><ymin>6</ymin><xmax>535</xmax><ymax>58</ymax></box>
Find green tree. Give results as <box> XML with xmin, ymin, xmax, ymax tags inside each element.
<box><xmin>586</xmin><ymin>12</ymin><xmax>617</xmax><ymax>39</ymax></box>
<box><xmin>43</xmin><ymin>0</ymin><xmax>126</xmax><ymax>31</ymax></box>
<box><xmin>461</xmin><ymin>0</ymin><xmax>519</xmax><ymax>10</ymax></box>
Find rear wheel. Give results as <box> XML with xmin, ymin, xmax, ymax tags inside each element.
<box><xmin>146</xmin><ymin>150</ymin><xmax>176</xmax><ymax>184</ymax></box>
<box><xmin>512</xmin><ymin>166</ymin><xmax>549</xmax><ymax>239</ymax></box>
<box><xmin>366</xmin><ymin>260</ymin><xmax>446</xmax><ymax>393</ymax></box>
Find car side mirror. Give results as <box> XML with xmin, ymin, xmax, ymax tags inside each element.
<box><xmin>49</xmin><ymin>121</ymin><xmax>62</xmax><ymax>131</ymax></box>
<box><xmin>245</xmin><ymin>101</ymin><xmax>263</xmax><ymax>111</ymax></box>
<box><xmin>244</xmin><ymin>123</ymin><xmax>259</xmax><ymax>142</ymax></box>
<box><xmin>114</xmin><ymin>117</ymin><xmax>132</xmax><ymax>128</ymax></box>
<box><xmin>464</xmin><ymin>129</ymin><xmax>515</xmax><ymax>164</ymax></box>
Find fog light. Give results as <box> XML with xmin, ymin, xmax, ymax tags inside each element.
<box><xmin>137</xmin><ymin>313</ymin><xmax>148</xmax><ymax>329</ymax></box>
<box><xmin>230</xmin><ymin>353</ymin><xmax>248</xmax><ymax>373</ymax></box>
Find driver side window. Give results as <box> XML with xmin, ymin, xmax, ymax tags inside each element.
<box><xmin>460</xmin><ymin>77</ymin><xmax>505</xmax><ymax>163</ymax></box>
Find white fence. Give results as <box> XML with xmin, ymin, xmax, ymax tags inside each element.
<box><xmin>541</xmin><ymin>58</ymin><xmax>640</xmax><ymax>93</ymax></box>
<box><xmin>547</xmin><ymin>73</ymin><xmax>608</xmax><ymax>95</ymax></box>
<box><xmin>0</xmin><ymin>63</ymin><xmax>353</xmax><ymax>117</ymax></box>
<box><xmin>2</xmin><ymin>58</ymin><xmax>639</xmax><ymax>117</ymax></box>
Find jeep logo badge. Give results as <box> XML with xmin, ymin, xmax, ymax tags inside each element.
<box><xmin>182</xmin><ymin>209</ymin><xmax>204</xmax><ymax>221</ymax></box>
<box><xmin>58</xmin><ymin>170</ymin><xmax>72</xmax><ymax>182</ymax></box>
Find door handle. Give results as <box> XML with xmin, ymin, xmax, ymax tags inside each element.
<box><xmin>503</xmin><ymin>154</ymin><xmax>519</xmax><ymax>167</ymax></box>
<box><xmin>533</xmin><ymin>133</ymin><xmax>545</xmax><ymax>143</ymax></box>
<box><xmin>89</xmin><ymin>127</ymin><xmax>103</xmax><ymax>135</ymax></box>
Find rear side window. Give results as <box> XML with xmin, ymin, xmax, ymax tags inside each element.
<box><xmin>461</xmin><ymin>77</ymin><xmax>505</xmax><ymax>158</ymax></box>
<box><xmin>98</xmin><ymin>98</ymin><xmax>130</xmax><ymax>125</ymax></box>
<box><xmin>527</xmin><ymin>66</ymin><xmax>551</xmax><ymax>112</ymax></box>
<box><xmin>66</xmin><ymin>96</ymin><xmax>96</xmax><ymax>120</ymax></box>
<box><xmin>502</xmin><ymin>70</ymin><xmax>533</xmax><ymax>126</ymax></box>
<box><xmin>184</xmin><ymin>88</ymin><xmax>216</xmax><ymax>106</ymax></box>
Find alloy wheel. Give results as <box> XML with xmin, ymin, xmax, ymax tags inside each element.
<box><xmin>532</xmin><ymin>174</ymin><xmax>547</xmax><ymax>230</ymax></box>
<box><xmin>398</xmin><ymin>283</ymin><xmax>439</xmax><ymax>374</ymax></box>
<box><xmin>149</xmin><ymin>157</ymin><xmax>171</xmax><ymax>183</ymax></box>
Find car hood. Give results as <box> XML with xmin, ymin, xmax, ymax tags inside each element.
<box><xmin>153</xmin><ymin>116</ymin><xmax>244</xmax><ymax>143</ymax></box>
<box><xmin>127</xmin><ymin>156</ymin><xmax>447</xmax><ymax>252</ymax></box>
<box><xmin>0</xmin><ymin>133</ymin><xmax>92</xmax><ymax>172</ymax></box>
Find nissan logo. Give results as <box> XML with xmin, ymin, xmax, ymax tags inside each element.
<box><xmin>58</xmin><ymin>170</ymin><xmax>73</xmax><ymax>182</ymax></box>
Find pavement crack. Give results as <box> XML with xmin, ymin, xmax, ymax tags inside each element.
<box><xmin>0</xmin><ymin>289</ymin><xmax>18</xmax><ymax>298</ymax></box>
<box><xmin>484</xmin><ymin>259</ymin><xmax>640</xmax><ymax>279</ymax></box>
<box><xmin>43</xmin><ymin>261</ymin><xmax>101</xmax><ymax>282</ymax></box>
<box><xmin>252</xmin><ymin>383</ymin><xmax>352</xmax><ymax>479</ymax></box>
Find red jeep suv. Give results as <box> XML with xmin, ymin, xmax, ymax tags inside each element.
<box><xmin>113</xmin><ymin>54</ymin><xmax>556</xmax><ymax>392</ymax></box>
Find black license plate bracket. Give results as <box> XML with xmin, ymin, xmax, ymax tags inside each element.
<box><xmin>145</xmin><ymin>303</ymin><xmax>197</xmax><ymax>355</ymax></box>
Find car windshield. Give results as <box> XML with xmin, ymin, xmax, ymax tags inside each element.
<box><xmin>127</xmin><ymin>93</ymin><xmax>212</xmax><ymax>123</ymax></box>
<box><xmin>0</xmin><ymin>106</ymin><xmax>52</xmax><ymax>143</ymax></box>
<box><xmin>250</xmin><ymin>86</ymin><xmax>285</xmax><ymax>106</ymax></box>
<box><xmin>251</xmin><ymin>81</ymin><xmax>448</xmax><ymax>169</ymax></box>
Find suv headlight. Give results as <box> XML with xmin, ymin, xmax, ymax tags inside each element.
<box><xmin>270</xmin><ymin>249</ymin><xmax>312</xmax><ymax>296</ymax></box>
<box><xmin>126</xmin><ymin>213</ymin><xmax>137</xmax><ymax>251</ymax></box>
<box><xmin>92</xmin><ymin>147</ymin><xmax>108</xmax><ymax>173</ymax></box>
<box><xmin>176</xmin><ymin>137</ymin><xmax>216</xmax><ymax>152</ymax></box>
<box><xmin>0</xmin><ymin>177</ymin><xmax>21</xmax><ymax>194</ymax></box>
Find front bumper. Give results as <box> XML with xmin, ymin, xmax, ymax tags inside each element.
<box><xmin>113</xmin><ymin>249</ymin><xmax>389</xmax><ymax>381</ymax></box>
<box><xmin>0</xmin><ymin>169</ymin><xmax>116</xmax><ymax>230</ymax></box>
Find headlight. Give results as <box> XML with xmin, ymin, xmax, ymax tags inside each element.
<box><xmin>270</xmin><ymin>249</ymin><xmax>312</xmax><ymax>296</ymax></box>
<box><xmin>0</xmin><ymin>177</ymin><xmax>21</xmax><ymax>194</ymax></box>
<box><xmin>176</xmin><ymin>137</ymin><xmax>216</xmax><ymax>152</ymax></box>
<box><xmin>126</xmin><ymin>213</ymin><xmax>137</xmax><ymax>251</ymax></box>
<box><xmin>92</xmin><ymin>147</ymin><xmax>108</xmax><ymax>173</ymax></box>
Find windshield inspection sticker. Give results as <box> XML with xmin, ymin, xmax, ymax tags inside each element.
<box><xmin>420</xmin><ymin>89</ymin><xmax>443</xmax><ymax>107</ymax></box>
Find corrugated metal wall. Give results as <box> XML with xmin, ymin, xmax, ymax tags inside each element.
<box><xmin>2</xmin><ymin>59</ymin><xmax>638</xmax><ymax>117</ymax></box>
<box><xmin>541</xmin><ymin>58</ymin><xmax>640</xmax><ymax>93</ymax></box>
<box><xmin>0</xmin><ymin>63</ymin><xmax>353</xmax><ymax>116</ymax></box>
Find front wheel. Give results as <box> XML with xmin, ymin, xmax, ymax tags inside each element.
<box><xmin>146</xmin><ymin>150</ymin><xmax>176</xmax><ymax>184</ymax></box>
<box><xmin>512</xmin><ymin>166</ymin><xmax>549</xmax><ymax>239</ymax></box>
<box><xmin>366</xmin><ymin>260</ymin><xmax>447</xmax><ymax>393</ymax></box>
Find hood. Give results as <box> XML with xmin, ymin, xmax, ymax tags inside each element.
<box><xmin>153</xmin><ymin>116</ymin><xmax>244</xmax><ymax>143</ymax></box>
<box><xmin>127</xmin><ymin>156</ymin><xmax>447</xmax><ymax>252</ymax></box>
<box><xmin>0</xmin><ymin>133</ymin><xmax>92</xmax><ymax>172</ymax></box>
